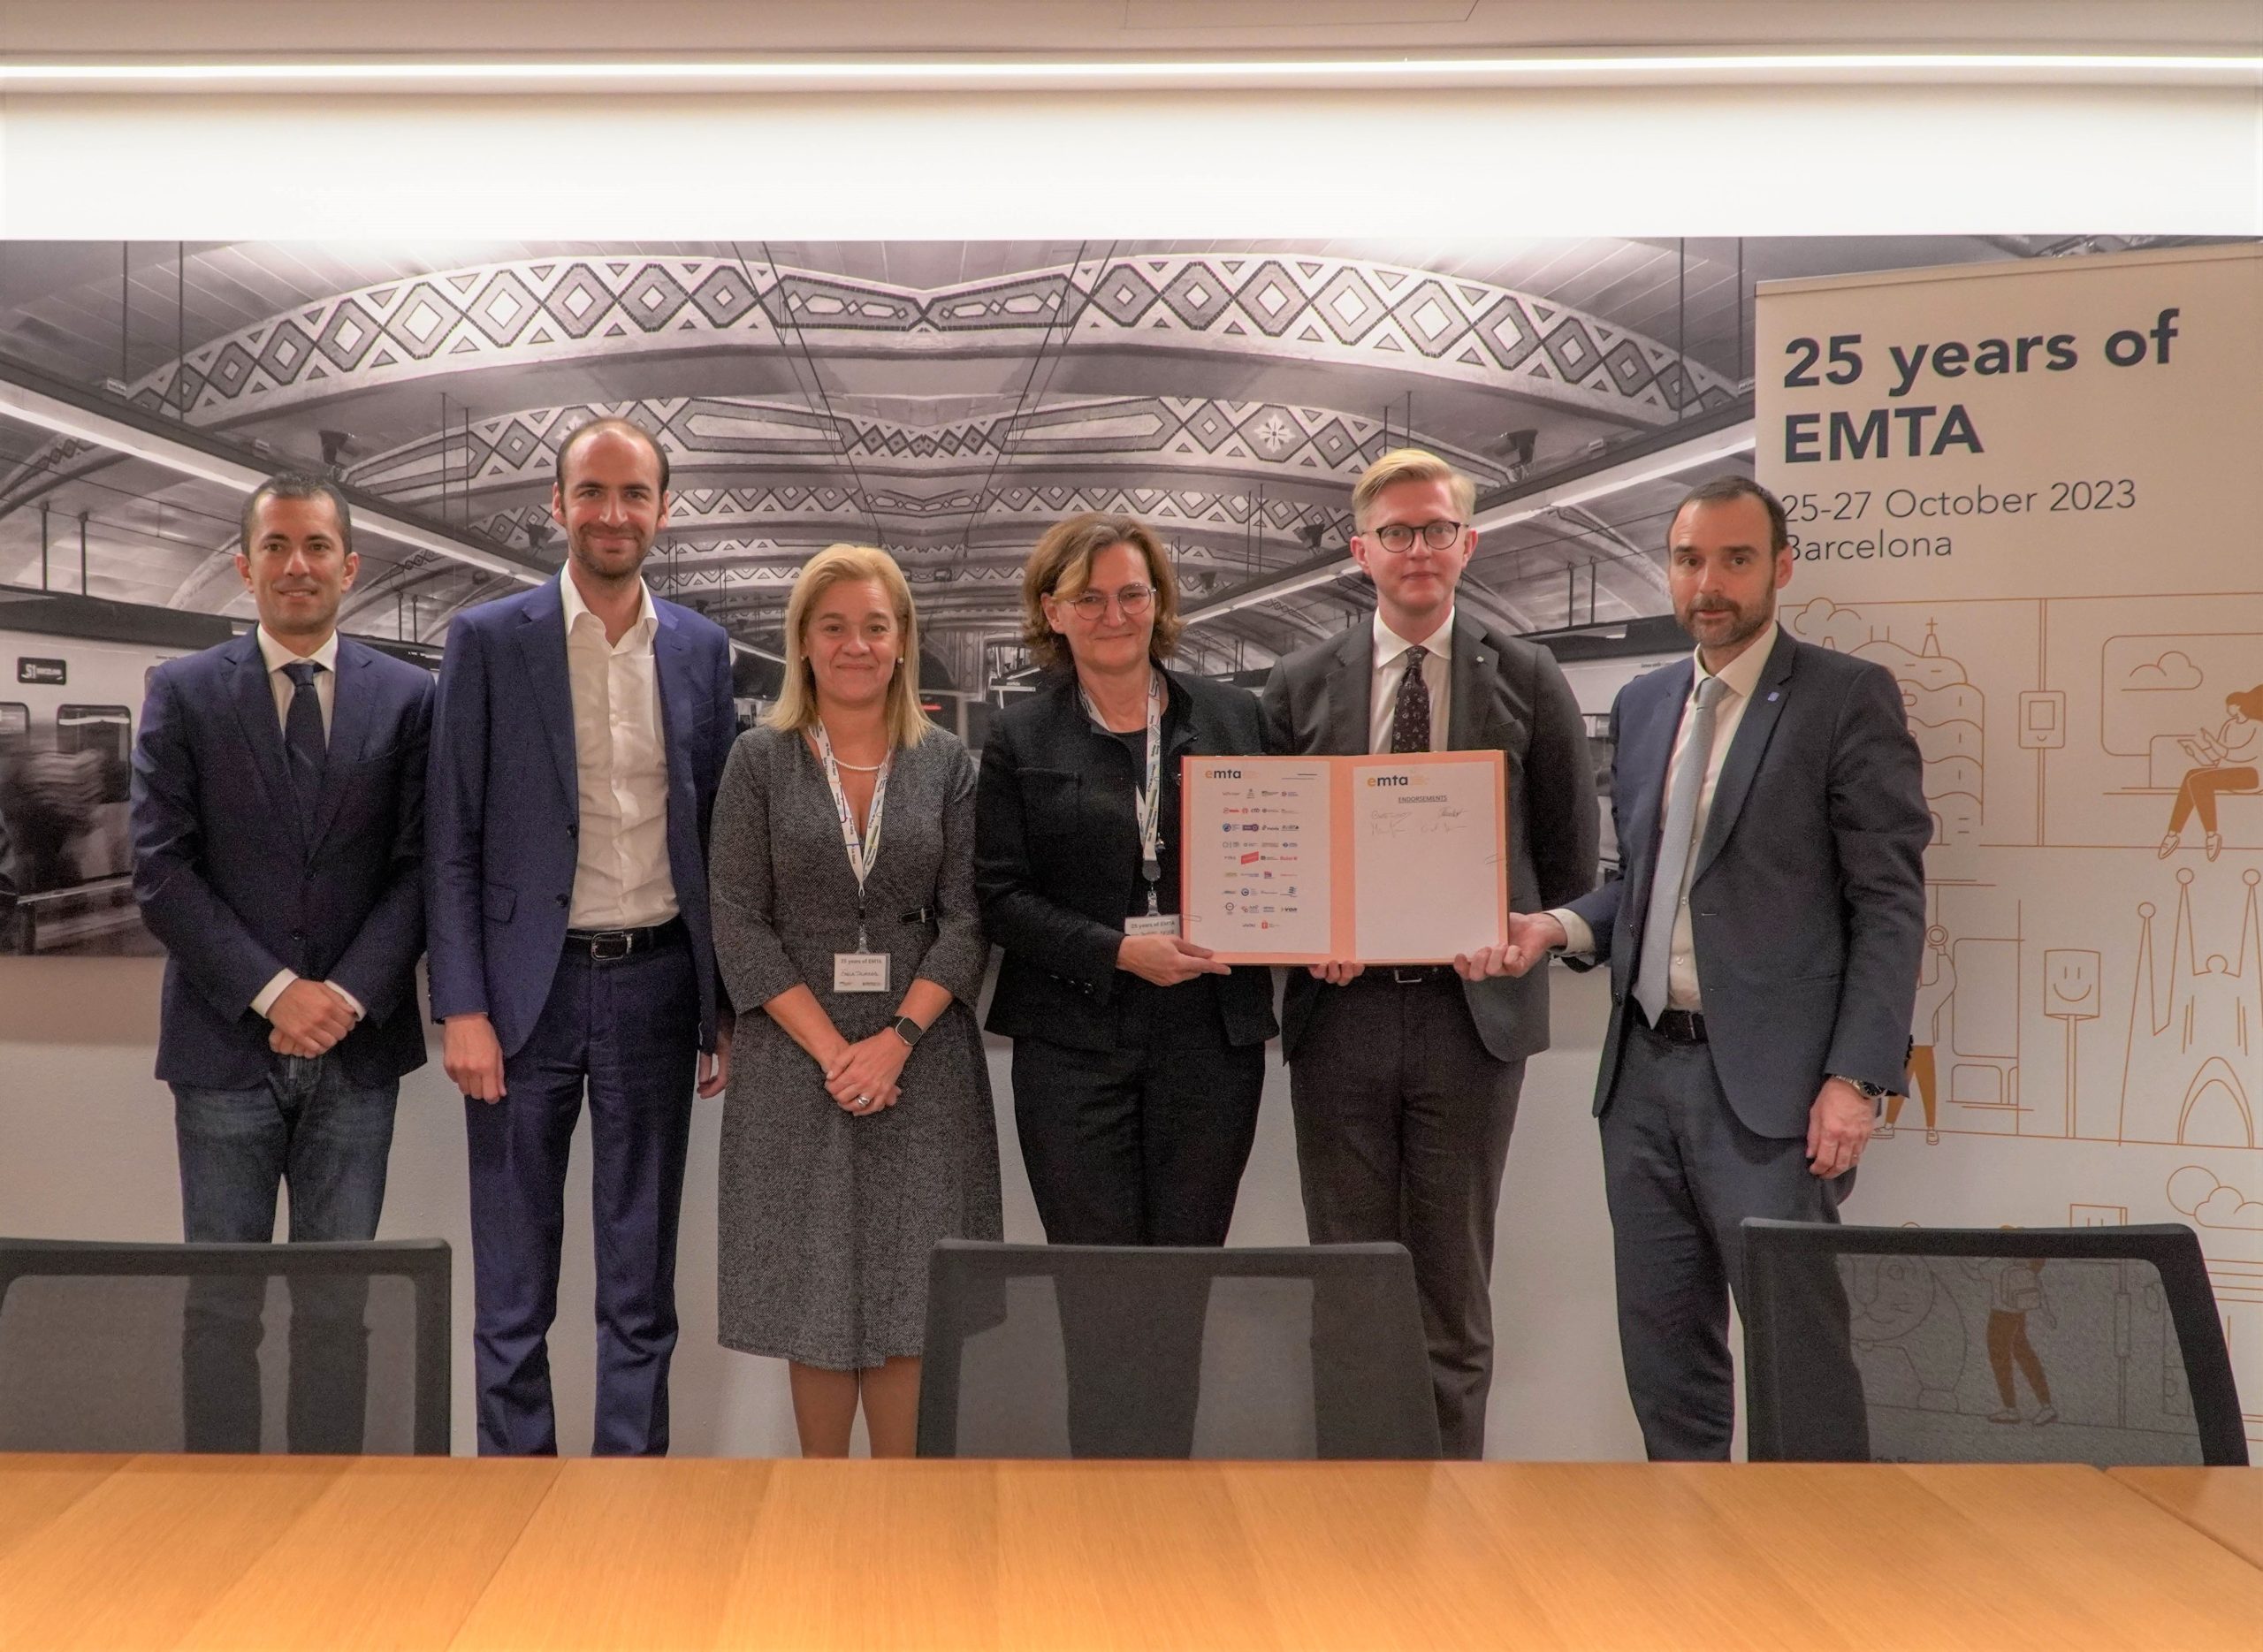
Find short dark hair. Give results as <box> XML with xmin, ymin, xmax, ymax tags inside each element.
<box><xmin>1671</xmin><ymin>474</ymin><xmax>1788</xmax><ymax>553</ymax></box>
<box><xmin>241</xmin><ymin>472</ymin><xmax>353</xmax><ymax>557</ymax></box>
<box><xmin>554</xmin><ymin>415</ymin><xmax>670</xmax><ymax>498</ymax></box>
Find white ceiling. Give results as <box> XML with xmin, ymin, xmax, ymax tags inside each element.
<box><xmin>0</xmin><ymin>1</ymin><xmax>2256</xmax><ymax>57</ymax></box>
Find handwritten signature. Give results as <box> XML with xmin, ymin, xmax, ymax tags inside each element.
<box><xmin>1367</xmin><ymin>805</ymin><xmax>1472</xmax><ymax>837</ymax></box>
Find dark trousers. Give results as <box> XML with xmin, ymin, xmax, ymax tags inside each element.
<box><xmin>466</xmin><ymin>934</ymin><xmax>697</xmax><ymax>1457</ymax></box>
<box><xmin>1288</xmin><ymin>975</ymin><xmax>1522</xmax><ymax>1460</ymax></box>
<box><xmin>172</xmin><ymin>1056</ymin><xmax>398</xmax><ymax>1453</ymax></box>
<box><xmin>1011</xmin><ymin>978</ymin><xmax>1264</xmax><ymax>1455</ymax></box>
<box><xmin>1601</xmin><ymin>1023</ymin><xmax>1854</xmax><ymax>1461</ymax></box>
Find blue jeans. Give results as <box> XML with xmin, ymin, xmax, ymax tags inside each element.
<box><xmin>172</xmin><ymin>1055</ymin><xmax>400</xmax><ymax>1452</ymax></box>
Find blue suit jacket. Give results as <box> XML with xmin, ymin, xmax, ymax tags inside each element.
<box><xmin>1564</xmin><ymin>629</ymin><xmax>1931</xmax><ymax>1139</ymax></box>
<box><xmin>424</xmin><ymin>577</ymin><xmax>736</xmax><ymax>1059</ymax></box>
<box><xmin>131</xmin><ymin>631</ymin><xmax>435</xmax><ymax>1088</ymax></box>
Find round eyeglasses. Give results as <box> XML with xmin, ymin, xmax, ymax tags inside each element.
<box><xmin>1061</xmin><ymin>583</ymin><xmax>1156</xmax><ymax>620</ymax></box>
<box><xmin>1367</xmin><ymin>520</ymin><xmax>1467</xmax><ymax>553</ymax></box>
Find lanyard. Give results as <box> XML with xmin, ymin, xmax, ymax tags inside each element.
<box><xmin>1081</xmin><ymin>670</ymin><xmax>1165</xmax><ymax>916</ymax></box>
<box><xmin>813</xmin><ymin>722</ymin><xmax>891</xmax><ymax>948</ymax></box>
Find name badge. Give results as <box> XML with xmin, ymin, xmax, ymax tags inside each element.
<box><xmin>1124</xmin><ymin>914</ymin><xmax>1180</xmax><ymax>939</ymax></box>
<box><xmin>834</xmin><ymin>952</ymin><xmax>892</xmax><ymax>993</ymax></box>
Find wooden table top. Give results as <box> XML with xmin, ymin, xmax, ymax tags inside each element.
<box><xmin>2108</xmin><ymin>1466</ymin><xmax>2263</xmax><ymax>1571</ymax></box>
<box><xmin>2</xmin><ymin>1455</ymin><xmax>2259</xmax><ymax>1651</ymax></box>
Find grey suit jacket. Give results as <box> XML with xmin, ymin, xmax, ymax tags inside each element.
<box><xmin>1260</xmin><ymin>612</ymin><xmax>1598</xmax><ymax>1062</ymax></box>
<box><xmin>1563</xmin><ymin>629</ymin><xmax>1932</xmax><ymax>1139</ymax></box>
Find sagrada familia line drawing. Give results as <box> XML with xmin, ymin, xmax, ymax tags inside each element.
<box><xmin>2118</xmin><ymin>868</ymin><xmax>2262</xmax><ymax>1149</ymax></box>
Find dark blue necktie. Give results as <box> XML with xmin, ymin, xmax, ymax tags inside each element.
<box><xmin>281</xmin><ymin>659</ymin><xmax>327</xmax><ymax>831</ymax></box>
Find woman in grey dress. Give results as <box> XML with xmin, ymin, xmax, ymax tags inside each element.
<box><xmin>710</xmin><ymin>544</ymin><xmax>999</xmax><ymax>1457</ymax></box>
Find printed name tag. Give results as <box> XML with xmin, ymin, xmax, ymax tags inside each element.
<box><xmin>1124</xmin><ymin>914</ymin><xmax>1181</xmax><ymax>939</ymax></box>
<box><xmin>834</xmin><ymin>952</ymin><xmax>892</xmax><ymax>993</ymax></box>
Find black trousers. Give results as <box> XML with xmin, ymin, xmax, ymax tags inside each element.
<box><xmin>1011</xmin><ymin>978</ymin><xmax>1264</xmax><ymax>1247</ymax></box>
<box><xmin>1011</xmin><ymin>978</ymin><xmax>1264</xmax><ymax>1455</ymax></box>
<box><xmin>1288</xmin><ymin>974</ymin><xmax>1524</xmax><ymax>1460</ymax></box>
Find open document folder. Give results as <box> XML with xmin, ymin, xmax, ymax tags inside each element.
<box><xmin>1179</xmin><ymin>751</ymin><xmax>1508</xmax><ymax>965</ymax></box>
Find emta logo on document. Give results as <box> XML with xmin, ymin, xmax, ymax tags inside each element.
<box><xmin>1365</xmin><ymin>773</ymin><xmax>1410</xmax><ymax>788</ymax></box>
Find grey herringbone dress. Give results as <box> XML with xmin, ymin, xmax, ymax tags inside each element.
<box><xmin>711</xmin><ymin>724</ymin><xmax>1001</xmax><ymax>1370</ymax></box>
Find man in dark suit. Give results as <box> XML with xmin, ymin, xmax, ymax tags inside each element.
<box><xmin>1505</xmin><ymin>475</ymin><xmax>1931</xmax><ymax>1460</ymax></box>
<box><xmin>1261</xmin><ymin>448</ymin><xmax>1597</xmax><ymax>1458</ymax></box>
<box><xmin>427</xmin><ymin>416</ymin><xmax>735</xmax><ymax>1457</ymax></box>
<box><xmin>131</xmin><ymin>472</ymin><xmax>433</xmax><ymax>1451</ymax></box>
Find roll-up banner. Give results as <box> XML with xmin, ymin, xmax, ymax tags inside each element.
<box><xmin>1758</xmin><ymin>247</ymin><xmax>2263</xmax><ymax>1451</ymax></box>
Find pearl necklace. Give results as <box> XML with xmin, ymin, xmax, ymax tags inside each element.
<box><xmin>817</xmin><ymin>720</ymin><xmax>888</xmax><ymax>771</ymax></box>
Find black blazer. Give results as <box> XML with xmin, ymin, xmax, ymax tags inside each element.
<box><xmin>976</xmin><ymin>666</ymin><xmax>1278</xmax><ymax>1053</ymax></box>
<box><xmin>1261</xmin><ymin>612</ymin><xmax>1598</xmax><ymax>1063</ymax></box>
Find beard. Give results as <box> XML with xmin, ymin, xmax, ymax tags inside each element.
<box><xmin>568</xmin><ymin>527</ymin><xmax>652</xmax><ymax>584</ymax></box>
<box><xmin>1679</xmin><ymin>593</ymin><xmax>1773</xmax><ymax>651</ymax></box>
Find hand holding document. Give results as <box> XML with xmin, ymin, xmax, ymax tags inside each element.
<box><xmin>1179</xmin><ymin>752</ymin><xmax>1508</xmax><ymax>964</ymax></box>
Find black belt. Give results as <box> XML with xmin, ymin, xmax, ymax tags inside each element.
<box><xmin>562</xmin><ymin>917</ymin><xmax>685</xmax><ymax>961</ymax></box>
<box><xmin>1351</xmin><ymin>964</ymin><xmax>1457</xmax><ymax>986</ymax></box>
<box><xmin>1639</xmin><ymin>1006</ymin><xmax>1708</xmax><ymax>1044</ymax></box>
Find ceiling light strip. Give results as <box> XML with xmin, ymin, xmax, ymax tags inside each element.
<box><xmin>0</xmin><ymin>53</ymin><xmax>2257</xmax><ymax>91</ymax></box>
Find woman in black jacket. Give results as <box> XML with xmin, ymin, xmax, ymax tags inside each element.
<box><xmin>976</xmin><ymin>511</ymin><xmax>1276</xmax><ymax>1253</ymax></box>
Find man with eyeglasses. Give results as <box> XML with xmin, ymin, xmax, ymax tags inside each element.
<box><xmin>1260</xmin><ymin>447</ymin><xmax>1596</xmax><ymax>1458</ymax></box>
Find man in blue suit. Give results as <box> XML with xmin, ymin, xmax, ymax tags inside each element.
<box><xmin>427</xmin><ymin>416</ymin><xmax>735</xmax><ymax>1457</ymax></box>
<box><xmin>1505</xmin><ymin>476</ymin><xmax>1930</xmax><ymax>1460</ymax></box>
<box><xmin>132</xmin><ymin>472</ymin><xmax>433</xmax><ymax>1451</ymax></box>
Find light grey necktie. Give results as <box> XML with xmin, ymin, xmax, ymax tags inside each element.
<box><xmin>1634</xmin><ymin>673</ymin><xmax>1726</xmax><ymax>1024</ymax></box>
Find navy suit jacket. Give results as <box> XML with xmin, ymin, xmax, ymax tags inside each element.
<box><xmin>1564</xmin><ymin>629</ymin><xmax>1931</xmax><ymax>1139</ymax></box>
<box><xmin>131</xmin><ymin>631</ymin><xmax>434</xmax><ymax>1089</ymax></box>
<box><xmin>424</xmin><ymin>577</ymin><xmax>736</xmax><ymax>1059</ymax></box>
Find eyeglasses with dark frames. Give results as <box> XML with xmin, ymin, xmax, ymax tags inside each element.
<box><xmin>1366</xmin><ymin>520</ymin><xmax>1468</xmax><ymax>553</ymax></box>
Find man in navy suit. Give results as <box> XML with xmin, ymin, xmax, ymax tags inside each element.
<box><xmin>132</xmin><ymin>472</ymin><xmax>433</xmax><ymax>1451</ymax></box>
<box><xmin>1505</xmin><ymin>476</ymin><xmax>1930</xmax><ymax>1460</ymax></box>
<box><xmin>427</xmin><ymin>417</ymin><xmax>735</xmax><ymax>1456</ymax></box>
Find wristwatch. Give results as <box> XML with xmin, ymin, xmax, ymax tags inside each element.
<box><xmin>890</xmin><ymin>1015</ymin><xmax>926</xmax><ymax>1049</ymax></box>
<box><xmin>1830</xmin><ymin>1073</ymin><xmax>1890</xmax><ymax>1102</ymax></box>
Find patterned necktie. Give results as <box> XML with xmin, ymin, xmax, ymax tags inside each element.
<box><xmin>1391</xmin><ymin>644</ymin><xmax>1432</xmax><ymax>754</ymax></box>
<box><xmin>1634</xmin><ymin>673</ymin><xmax>1726</xmax><ymax>1024</ymax></box>
<box><xmin>281</xmin><ymin>659</ymin><xmax>327</xmax><ymax>832</ymax></box>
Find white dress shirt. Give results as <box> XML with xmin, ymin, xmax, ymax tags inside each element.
<box><xmin>1368</xmin><ymin>606</ymin><xmax>1454</xmax><ymax>754</ymax></box>
<box><xmin>560</xmin><ymin>569</ymin><xmax>677</xmax><ymax>930</ymax></box>
<box><xmin>1550</xmin><ymin>620</ymin><xmax>1779</xmax><ymax>1012</ymax></box>
<box><xmin>248</xmin><ymin>627</ymin><xmax>364</xmax><ymax>1023</ymax></box>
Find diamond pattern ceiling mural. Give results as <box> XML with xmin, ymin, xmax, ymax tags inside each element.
<box><xmin>0</xmin><ymin>237</ymin><xmax>1787</xmax><ymax>673</ymax></box>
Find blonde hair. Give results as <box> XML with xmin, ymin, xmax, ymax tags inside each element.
<box><xmin>1352</xmin><ymin>446</ymin><xmax>1475</xmax><ymax>530</ymax></box>
<box><xmin>1017</xmin><ymin>512</ymin><xmax>1183</xmax><ymax>672</ymax></box>
<box><xmin>767</xmin><ymin>544</ymin><xmax>933</xmax><ymax>749</ymax></box>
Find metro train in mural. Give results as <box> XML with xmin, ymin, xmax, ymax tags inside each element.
<box><xmin>0</xmin><ymin>589</ymin><xmax>440</xmax><ymax>956</ymax></box>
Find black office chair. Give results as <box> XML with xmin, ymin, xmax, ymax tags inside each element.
<box><xmin>918</xmin><ymin>1240</ymin><xmax>1441</xmax><ymax>1459</ymax></box>
<box><xmin>1741</xmin><ymin>1219</ymin><xmax>2249</xmax><ymax>1466</ymax></box>
<box><xmin>0</xmin><ymin>1237</ymin><xmax>451</xmax><ymax>1455</ymax></box>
